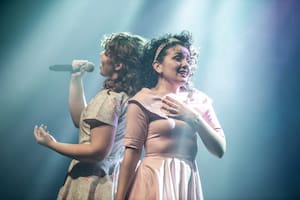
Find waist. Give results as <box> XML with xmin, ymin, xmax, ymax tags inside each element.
<box><xmin>68</xmin><ymin>162</ymin><xmax>106</xmax><ymax>178</ymax></box>
<box><xmin>68</xmin><ymin>158</ymin><xmax>121</xmax><ymax>177</ymax></box>
<box><xmin>144</xmin><ymin>152</ymin><xmax>196</xmax><ymax>162</ymax></box>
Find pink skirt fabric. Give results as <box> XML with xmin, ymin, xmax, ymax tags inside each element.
<box><xmin>127</xmin><ymin>156</ymin><xmax>203</xmax><ymax>200</ymax></box>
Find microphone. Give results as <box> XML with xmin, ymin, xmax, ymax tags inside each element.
<box><xmin>49</xmin><ymin>62</ymin><xmax>95</xmax><ymax>73</ymax></box>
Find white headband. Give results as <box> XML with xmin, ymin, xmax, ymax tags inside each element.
<box><xmin>153</xmin><ymin>38</ymin><xmax>181</xmax><ymax>62</ymax></box>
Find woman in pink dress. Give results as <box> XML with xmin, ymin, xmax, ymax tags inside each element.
<box><xmin>115</xmin><ymin>31</ymin><xmax>226</xmax><ymax>200</ymax></box>
<box><xmin>33</xmin><ymin>32</ymin><xmax>145</xmax><ymax>200</ymax></box>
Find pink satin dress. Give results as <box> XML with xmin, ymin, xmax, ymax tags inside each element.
<box><xmin>123</xmin><ymin>88</ymin><xmax>213</xmax><ymax>200</ymax></box>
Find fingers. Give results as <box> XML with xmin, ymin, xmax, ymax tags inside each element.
<box><xmin>163</xmin><ymin>95</ymin><xmax>179</xmax><ymax>104</ymax></box>
<box><xmin>72</xmin><ymin>59</ymin><xmax>88</xmax><ymax>73</ymax></box>
<box><xmin>34</xmin><ymin>125</ymin><xmax>44</xmax><ymax>144</ymax></box>
<box><xmin>71</xmin><ymin>59</ymin><xmax>88</xmax><ymax>76</ymax></box>
<box><xmin>162</xmin><ymin>97</ymin><xmax>179</xmax><ymax>109</ymax></box>
<box><xmin>34</xmin><ymin>124</ymin><xmax>57</xmax><ymax>146</ymax></box>
<box><xmin>34</xmin><ymin>124</ymin><xmax>50</xmax><ymax>137</ymax></box>
<box><xmin>162</xmin><ymin>96</ymin><xmax>182</xmax><ymax>116</ymax></box>
<box><xmin>34</xmin><ymin>125</ymin><xmax>38</xmax><ymax>132</ymax></box>
<box><xmin>72</xmin><ymin>59</ymin><xmax>88</xmax><ymax>69</ymax></box>
<box><xmin>33</xmin><ymin>125</ymin><xmax>39</xmax><ymax>138</ymax></box>
<box><xmin>39</xmin><ymin>124</ymin><xmax>47</xmax><ymax>131</ymax></box>
<box><xmin>161</xmin><ymin>96</ymin><xmax>194</xmax><ymax>121</ymax></box>
<box><xmin>161</xmin><ymin>104</ymin><xmax>178</xmax><ymax>115</ymax></box>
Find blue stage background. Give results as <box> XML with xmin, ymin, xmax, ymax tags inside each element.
<box><xmin>0</xmin><ymin>0</ymin><xmax>299</xmax><ymax>199</ymax></box>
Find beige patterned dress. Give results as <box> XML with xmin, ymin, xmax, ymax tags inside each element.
<box><xmin>57</xmin><ymin>89</ymin><xmax>128</xmax><ymax>200</ymax></box>
<box><xmin>123</xmin><ymin>88</ymin><xmax>214</xmax><ymax>200</ymax></box>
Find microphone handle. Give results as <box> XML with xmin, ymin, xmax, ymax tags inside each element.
<box><xmin>49</xmin><ymin>65</ymin><xmax>73</xmax><ymax>72</ymax></box>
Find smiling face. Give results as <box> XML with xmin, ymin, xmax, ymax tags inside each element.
<box><xmin>153</xmin><ymin>44</ymin><xmax>191</xmax><ymax>87</ymax></box>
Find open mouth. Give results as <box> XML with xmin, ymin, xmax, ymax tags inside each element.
<box><xmin>177</xmin><ymin>69</ymin><xmax>189</xmax><ymax>77</ymax></box>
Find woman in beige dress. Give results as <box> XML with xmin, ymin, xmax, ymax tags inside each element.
<box><xmin>33</xmin><ymin>32</ymin><xmax>145</xmax><ymax>200</ymax></box>
<box><xmin>115</xmin><ymin>31</ymin><xmax>226</xmax><ymax>200</ymax></box>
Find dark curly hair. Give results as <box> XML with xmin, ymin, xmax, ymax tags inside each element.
<box><xmin>101</xmin><ymin>32</ymin><xmax>146</xmax><ymax>96</ymax></box>
<box><xmin>141</xmin><ymin>31</ymin><xmax>198</xmax><ymax>90</ymax></box>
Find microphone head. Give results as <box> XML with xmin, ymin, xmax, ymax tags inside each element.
<box><xmin>84</xmin><ymin>62</ymin><xmax>95</xmax><ymax>72</ymax></box>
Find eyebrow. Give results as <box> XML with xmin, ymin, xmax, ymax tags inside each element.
<box><xmin>172</xmin><ymin>50</ymin><xmax>190</xmax><ymax>57</ymax></box>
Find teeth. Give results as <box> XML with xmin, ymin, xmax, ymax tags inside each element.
<box><xmin>177</xmin><ymin>67</ymin><xmax>189</xmax><ymax>77</ymax></box>
<box><xmin>179</xmin><ymin>72</ymin><xmax>187</xmax><ymax>77</ymax></box>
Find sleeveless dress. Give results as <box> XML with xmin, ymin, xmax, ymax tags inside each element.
<box><xmin>57</xmin><ymin>89</ymin><xmax>128</xmax><ymax>200</ymax></box>
<box><xmin>123</xmin><ymin>88</ymin><xmax>213</xmax><ymax>200</ymax></box>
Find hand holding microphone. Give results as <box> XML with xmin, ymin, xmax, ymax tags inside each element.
<box><xmin>49</xmin><ymin>60</ymin><xmax>95</xmax><ymax>75</ymax></box>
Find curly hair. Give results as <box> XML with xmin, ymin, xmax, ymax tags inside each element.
<box><xmin>141</xmin><ymin>31</ymin><xmax>198</xmax><ymax>90</ymax></box>
<box><xmin>101</xmin><ymin>32</ymin><xmax>146</xmax><ymax>96</ymax></box>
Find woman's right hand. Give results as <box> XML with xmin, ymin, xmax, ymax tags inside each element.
<box><xmin>33</xmin><ymin>124</ymin><xmax>56</xmax><ymax>147</ymax></box>
<box><xmin>161</xmin><ymin>95</ymin><xmax>199</xmax><ymax>122</ymax></box>
<box><xmin>71</xmin><ymin>59</ymin><xmax>89</xmax><ymax>76</ymax></box>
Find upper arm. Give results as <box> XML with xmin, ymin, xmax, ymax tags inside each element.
<box><xmin>89</xmin><ymin>121</ymin><xmax>116</xmax><ymax>161</ymax></box>
<box><xmin>69</xmin><ymin>105</ymin><xmax>84</xmax><ymax>128</ymax></box>
<box><xmin>82</xmin><ymin>93</ymin><xmax>126</xmax><ymax>160</ymax></box>
<box><xmin>123</xmin><ymin>101</ymin><xmax>149</xmax><ymax>150</ymax></box>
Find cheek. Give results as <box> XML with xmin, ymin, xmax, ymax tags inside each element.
<box><xmin>102</xmin><ymin>65</ymin><xmax>114</xmax><ymax>76</ymax></box>
<box><xmin>100</xmin><ymin>67</ymin><xmax>105</xmax><ymax>75</ymax></box>
<box><xmin>100</xmin><ymin>64</ymin><xmax>108</xmax><ymax>73</ymax></box>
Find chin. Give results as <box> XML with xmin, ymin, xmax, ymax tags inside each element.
<box><xmin>99</xmin><ymin>69</ymin><xmax>105</xmax><ymax>76</ymax></box>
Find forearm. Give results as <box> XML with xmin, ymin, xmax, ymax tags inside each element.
<box><xmin>191</xmin><ymin>113</ymin><xmax>226</xmax><ymax>158</ymax></box>
<box><xmin>115</xmin><ymin>147</ymin><xmax>142</xmax><ymax>200</ymax></box>
<box><xmin>47</xmin><ymin>141</ymin><xmax>104</xmax><ymax>163</ymax></box>
<box><xmin>69</xmin><ymin>74</ymin><xmax>87</xmax><ymax>127</ymax></box>
<box><xmin>162</xmin><ymin>94</ymin><xmax>226</xmax><ymax>157</ymax></box>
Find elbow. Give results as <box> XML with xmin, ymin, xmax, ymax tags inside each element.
<box><xmin>205</xmin><ymin>138</ymin><xmax>227</xmax><ymax>158</ymax></box>
<box><xmin>72</xmin><ymin>119</ymin><xmax>80</xmax><ymax>128</ymax></box>
<box><xmin>76</xmin><ymin>146</ymin><xmax>110</xmax><ymax>164</ymax></box>
<box><xmin>207</xmin><ymin>136</ymin><xmax>226</xmax><ymax>158</ymax></box>
<box><xmin>216</xmin><ymin>139</ymin><xmax>226</xmax><ymax>158</ymax></box>
<box><xmin>216</xmin><ymin>149</ymin><xmax>225</xmax><ymax>158</ymax></box>
<box><xmin>92</xmin><ymin>149</ymin><xmax>110</xmax><ymax>163</ymax></box>
<box><xmin>85</xmin><ymin>154</ymin><xmax>105</xmax><ymax>164</ymax></box>
<box><xmin>70</xmin><ymin>112</ymin><xmax>81</xmax><ymax>128</ymax></box>
<box><xmin>94</xmin><ymin>155</ymin><xmax>105</xmax><ymax>163</ymax></box>
<box><xmin>214</xmin><ymin>148</ymin><xmax>225</xmax><ymax>159</ymax></box>
<box><xmin>91</xmin><ymin>155</ymin><xmax>105</xmax><ymax>163</ymax></box>
<box><xmin>80</xmin><ymin>148</ymin><xmax>109</xmax><ymax>164</ymax></box>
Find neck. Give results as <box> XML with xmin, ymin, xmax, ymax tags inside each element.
<box><xmin>111</xmin><ymin>72</ymin><xmax>119</xmax><ymax>80</ymax></box>
<box><xmin>152</xmin><ymin>79</ymin><xmax>182</xmax><ymax>96</ymax></box>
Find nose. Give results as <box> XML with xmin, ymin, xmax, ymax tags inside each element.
<box><xmin>100</xmin><ymin>51</ymin><xmax>105</xmax><ymax>57</ymax></box>
<box><xmin>181</xmin><ymin>58</ymin><xmax>190</xmax><ymax>68</ymax></box>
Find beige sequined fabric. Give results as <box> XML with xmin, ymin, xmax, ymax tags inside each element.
<box><xmin>57</xmin><ymin>89</ymin><xmax>128</xmax><ymax>200</ymax></box>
